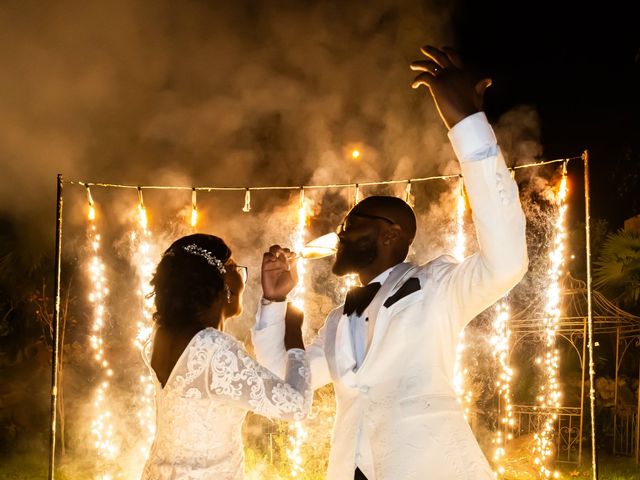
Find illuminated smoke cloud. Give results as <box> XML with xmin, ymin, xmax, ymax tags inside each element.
<box><xmin>1</xmin><ymin>1</ymin><xmax>574</xmax><ymax>476</ymax></box>
<box><xmin>0</xmin><ymin>0</ymin><xmax>454</xmax><ymax>248</ymax></box>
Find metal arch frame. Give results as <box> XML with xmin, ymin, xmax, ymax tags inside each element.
<box><xmin>613</xmin><ymin>330</ymin><xmax>640</xmax><ymax>457</ymax></box>
<box><xmin>508</xmin><ymin>294</ymin><xmax>640</xmax><ymax>471</ymax></box>
<box><xmin>509</xmin><ymin>323</ymin><xmax>590</xmax><ymax>465</ymax></box>
<box><xmin>47</xmin><ymin>153</ymin><xmax>605</xmax><ymax>479</ymax></box>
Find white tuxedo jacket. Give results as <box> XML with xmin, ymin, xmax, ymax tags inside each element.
<box><xmin>253</xmin><ymin>113</ymin><xmax>528</xmax><ymax>479</ymax></box>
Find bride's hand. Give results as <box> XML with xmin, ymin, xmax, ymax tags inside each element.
<box><xmin>261</xmin><ymin>245</ymin><xmax>298</xmax><ymax>302</ymax></box>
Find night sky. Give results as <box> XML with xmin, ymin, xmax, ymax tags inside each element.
<box><xmin>452</xmin><ymin>0</ymin><xmax>639</xmax><ymax>227</ymax></box>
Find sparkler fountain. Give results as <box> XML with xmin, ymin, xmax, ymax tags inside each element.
<box><xmin>533</xmin><ymin>163</ymin><xmax>568</xmax><ymax>479</ymax></box>
<box><xmin>287</xmin><ymin>189</ymin><xmax>313</xmax><ymax>477</ymax></box>
<box><xmin>84</xmin><ymin>189</ymin><xmax>118</xmax><ymax>471</ymax></box>
<box><xmin>491</xmin><ymin>301</ymin><xmax>514</xmax><ymax>477</ymax></box>
<box><xmin>130</xmin><ymin>188</ymin><xmax>157</xmax><ymax>461</ymax></box>
<box><xmin>491</xmin><ymin>173</ymin><xmax>516</xmax><ymax>478</ymax></box>
<box><xmin>341</xmin><ymin>184</ymin><xmax>362</xmax><ymax>295</ymax></box>
<box><xmin>190</xmin><ymin>188</ymin><xmax>198</xmax><ymax>228</ymax></box>
<box><xmin>452</xmin><ymin>179</ymin><xmax>474</xmax><ymax>419</ymax></box>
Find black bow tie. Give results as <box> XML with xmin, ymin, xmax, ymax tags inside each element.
<box><xmin>343</xmin><ymin>282</ymin><xmax>382</xmax><ymax>317</ymax></box>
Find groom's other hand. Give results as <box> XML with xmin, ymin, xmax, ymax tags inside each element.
<box><xmin>262</xmin><ymin>245</ymin><xmax>298</xmax><ymax>302</ymax></box>
<box><xmin>284</xmin><ymin>303</ymin><xmax>305</xmax><ymax>350</ymax></box>
<box><xmin>410</xmin><ymin>45</ymin><xmax>492</xmax><ymax>130</ymax></box>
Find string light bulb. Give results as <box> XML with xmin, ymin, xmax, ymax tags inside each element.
<box><xmin>137</xmin><ymin>187</ymin><xmax>148</xmax><ymax>230</ymax></box>
<box><xmin>242</xmin><ymin>188</ymin><xmax>251</xmax><ymax>213</ymax></box>
<box><xmin>404</xmin><ymin>180</ymin><xmax>414</xmax><ymax>207</ymax></box>
<box><xmin>354</xmin><ymin>184</ymin><xmax>360</xmax><ymax>206</ymax></box>
<box><xmin>86</xmin><ymin>185</ymin><xmax>96</xmax><ymax>221</ymax></box>
<box><xmin>190</xmin><ymin>188</ymin><xmax>198</xmax><ymax>228</ymax></box>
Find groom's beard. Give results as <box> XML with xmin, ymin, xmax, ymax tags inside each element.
<box><xmin>332</xmin><ymin>236</ymin><xmax>378</xmax><ymax>276</ymax></box>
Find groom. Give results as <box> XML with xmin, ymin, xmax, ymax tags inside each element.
<box><xmin>254</xmin><ymin>45</ymin><xmax>528</xmax><ymax>480</ymax></box>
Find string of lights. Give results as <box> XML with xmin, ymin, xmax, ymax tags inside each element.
<box><xmin>67</xmin><ymin>156</ymin><xmax>581</xmax><ymax>194</ymax></box>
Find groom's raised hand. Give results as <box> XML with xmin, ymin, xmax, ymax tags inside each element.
<box><xmin>262</xmin><ymin>245</ymin><xmax>298</xmax><ymax>302</ymax></box>
<box><xmin>410</xmin><ymin>45</ymin><xmax>492</xmax><ymax>130</ymax></box>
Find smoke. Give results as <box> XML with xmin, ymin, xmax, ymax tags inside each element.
<box><xmin>0</xmin><ymin>0</ymin><xmax>456</xmax><ymax>248</ymax></box>
<box><xmin>1</xmin><ymin>0</ymin><xmax>579</xmax><ymax>476</ymax></box>
<box><xmin>494</xmin><ymin>105</ymin><xmax>543</xmax><ymax>167</ymax></box>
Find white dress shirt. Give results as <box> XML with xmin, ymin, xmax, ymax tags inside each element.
<box><xmin>348</xmin><ymin>266</ymin><xmax>395</xmax><ymax>479</ymax></box>
<box><xmin>348</xmin><ymin>266</ymin><xmax>395</xmax><ymax>369</ymax></box>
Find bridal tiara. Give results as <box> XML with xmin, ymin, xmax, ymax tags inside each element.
<box><xmin>181</xmin><ymin>244</ymin><xmax>227</xmax><ymax>275</ymax></box>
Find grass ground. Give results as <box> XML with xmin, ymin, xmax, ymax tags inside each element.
<box><xmin>2</xmin><ymin>450</ymin><xmax>638</xmax><ymax>479</ymax></box>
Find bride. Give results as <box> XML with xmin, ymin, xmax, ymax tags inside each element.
<box><xmin>140</xmin><ymin>234</ymin><xmax>311</xmax><ymax>480</ymax></box>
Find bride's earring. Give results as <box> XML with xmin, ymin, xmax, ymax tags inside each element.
<box><xmin>224</xmin><ymin>284</ymin><xmax>231</xmax><ymax>303</ymax></box>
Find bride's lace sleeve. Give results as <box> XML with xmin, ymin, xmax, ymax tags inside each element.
<box><xmin>178</xmin><ymin>328</ymin><xmax>311</xmax><ymax>421</ymax></box>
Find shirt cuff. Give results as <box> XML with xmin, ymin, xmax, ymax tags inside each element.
<box><xmin>255</xmin><ymin>300</ymin><xmax>288</xmax><ymax>330</ymax></box>
<box><xmin>447</xmin><ymin>112</ymin><xmax>498</xmax><ymax>163</ymax></box>
<box><xmin>287</xmin><ymin>348</ymin><xmax>306</xmax><ymax>356</ymax></box>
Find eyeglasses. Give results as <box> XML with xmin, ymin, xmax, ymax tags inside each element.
<box><xmin>335</xmin><ymin>213</ymin><xmax>395</xmax><ymax>235</ymax></box>
<box><xmin>235</xmin><ymin>265</ymin><xmax>248</xmax><ymax>283</ymax></box>
<box><xmin>225</xmin><ymin>264</ymin><xmax>248</xmax><ymax>283</ymax></box>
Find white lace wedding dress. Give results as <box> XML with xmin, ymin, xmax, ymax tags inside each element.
<box><xmin>141</xmin><ymin>327</ymin><xmax>311</xmax><ymax>480</ymax></box>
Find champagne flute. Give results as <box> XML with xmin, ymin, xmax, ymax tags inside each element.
<box><xmin>299</xmin><ymin>232</ymin><xmax>338</xmax><ymax>259</ymax></box>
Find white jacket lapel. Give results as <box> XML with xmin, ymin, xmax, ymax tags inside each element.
<box><xmin>333</xmin><ymin>313</ymin><xmax>357</xmax><ymax>385</ymax></box>
<box><xmin>359</xmin><ymin>263</ymin><xmax>418</xmax><ymax>370</ymax></box>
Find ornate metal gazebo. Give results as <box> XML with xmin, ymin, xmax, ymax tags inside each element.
<box><xmin>508</xmin><ymin>274</ymin><xmax>640</xmax><ymax>465</ymax></box>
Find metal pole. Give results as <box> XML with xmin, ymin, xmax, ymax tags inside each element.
<box><xmin>48</xmin><ymin>174</ymin><xmax>63</xmax><ymax>480</ymax></box>
<box><xmin>636</xmin><ymin>356</ymin><xmax>639</xmax><ymax>463</ymax></box>
<box><xmin>583</xmin><ymin>151</ymin><xmax>598</xmax><ymax>479</ymax></box>
<box><xmin>614</xmin><ymin>327</ymin><xmax>620</xmax><ymax>454</ymax></box>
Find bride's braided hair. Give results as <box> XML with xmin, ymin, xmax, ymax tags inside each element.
<box><xmin>151</xmin><ymin>234</ymin><xmax>231</xmax><ymax>328</ymax></box>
